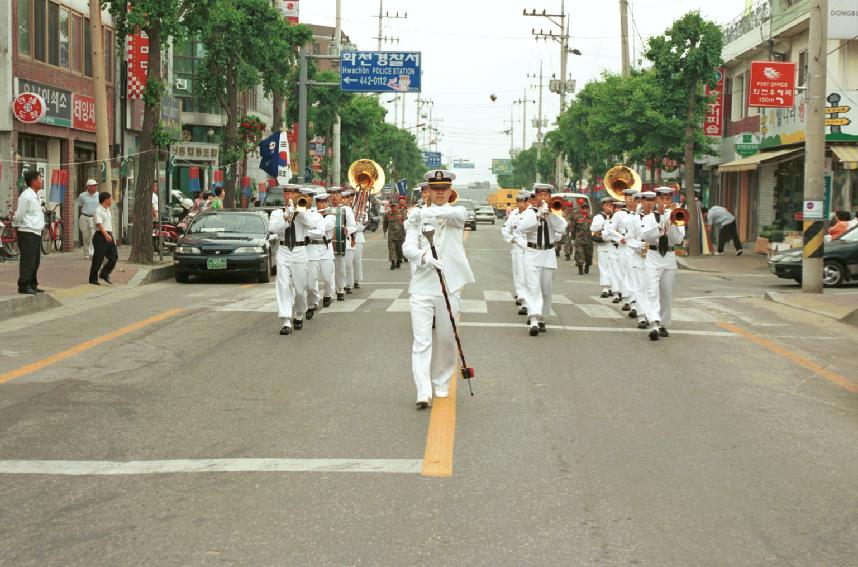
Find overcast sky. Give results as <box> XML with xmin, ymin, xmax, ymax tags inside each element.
<box><xmin>299</xmin><ymin>0</ymin><xmax>748</xmax><ymax>183</ymax></box>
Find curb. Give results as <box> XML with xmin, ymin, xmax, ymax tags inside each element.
<box><xmin>764</xmin><ymin>291</ymin><xmax>858</xmax><ymax>327</ymax></box>
<box><xmin>127</xmin><ymin>263</ymin><xmax>175</xmax><ymax>288</ymax></box>
<box><xmin>0</xmin><ymin>293</ymin><xmax>61</xmax><ymax>322</ymax></box>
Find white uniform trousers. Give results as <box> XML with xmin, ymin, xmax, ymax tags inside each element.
<box><xmin>410</xmin><ymin>292</ymin><xmax>460</xmax><ymax>401</ymax></box>
<box><xmin>596</xmin><ymin>245</ymin><xmax>612</xmax><ymax>290</ymax></box>
<box><xmin>334</xmin><ymin>255</ymin><xmax>348</xmax><ymax>293</ymax></box>
<box><xmin>351</xmin><ymin>242</ymin><xmax>364</xmax><ymax>283</ymax></box>
<box><xmin>306</xmin><ymin>260</ymin><xmax>321</xmax><ymax>309</ymax></box>
<box><xmin>629</xmin><ymin>257</ymin><xmax>648</xmax><ymax>320</ymax></box>
<box><xmin>275</xmin><ymin>254</ymin><xmax>308</xmax><ymax>325</ymax></box>
<box><xmin>523</xmin><ymin>262</ymin><xmax>555</xmax><ymax>321</ymax></box>
<box><xmin>79</xmin><ymin>215</ymin><xmax>95</xmax><ymax>258</ymax></box>
<box><xmin>345</xmin><ymin>249</ymin><xmax>355</xmax><ymax>288</ymax></box>
<box><xmin>643</xmin><ymin>260</ymin><xmax>676</xmax><ymax>326</ymax></box>
<box><xmin>511</xmin><ymin>246</ymin><xmax>527</xmax><ymax>302</ymax></box>
<box><xmin>620</xmin><ymin>246</ymin><xmax>639</xmax><ymax>303</ymax></box>
<box><xmin>319</xmin><ymin>258</ymin><xmax>334</xmax><ymax>298</ymax></box>
<box><xmin>607</xmin><ymin>245</ymin><xmax>622</xmax><ymax>295</ymax></box>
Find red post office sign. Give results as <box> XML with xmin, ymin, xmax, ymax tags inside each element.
<box><xmin>72</xmin><ymin>93</ymin><xmax>97</xmax><ymax>132</ymax></box>
<box><xmin>748</xmin><ymin>61</ymin><xmax>796</xmax><ymax>109</ymax></box>
<box><xmin>12</xmin><ymin>92</ymin><xmax>47</xmax><ymax>124</ymax></box>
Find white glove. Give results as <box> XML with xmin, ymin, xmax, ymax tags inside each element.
<box><xmin>423</xmin><ymin>252</ymin><xmax>443</xmax><ymax>271</ymax></box>
<box><xmin>538</xmin><ymin>202</ymin><xmax>549</xmax><ymax>218</ymax></box>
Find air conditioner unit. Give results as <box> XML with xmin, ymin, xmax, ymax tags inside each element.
<box><xmin>174</xmin><ymin>78</ymin><xmax>189</xmax><ymax>91</ymax></box>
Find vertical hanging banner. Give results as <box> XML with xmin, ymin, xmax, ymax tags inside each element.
<box><xmin>704</xmin><ymin>67</ymin><xmax>726</xmax><ymax>137</ymax></box>
<box><xmin>127</xmin><ymin>32</ymin><xmax>150</xmax><ymax>99</ymax></box>
<box><xmin>212</xmin><ymin>169</ymin><xmax>224</xmax><ymax>190</ymax></box>
<box><xmin>241</xmin><ymin>176</ymin><xmax>252</xmax><ymax>198</ymax></box>
<box><xmin>189</xmin><ymin>167</ymin><xmax>201</xmax><ymax>193</ymax></box>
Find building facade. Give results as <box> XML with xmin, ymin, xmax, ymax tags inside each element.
<box><xmin>711</xmin><ymin>0</ymin><xmax>858</xmax><ymax>243</ymax></box>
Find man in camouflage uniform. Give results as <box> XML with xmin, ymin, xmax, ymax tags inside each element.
<box><xmin>568</xmin><ymin>200</ymin><xmax>594</xmax><ymax>275</ymax></box>
<box><xmin>383</xmin><ymin>196</ymin><xmax>407</xmax><ymax>269</ymax></box>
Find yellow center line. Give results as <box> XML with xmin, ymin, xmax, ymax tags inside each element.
<box><xmin>0</xmin><ymin>308</ymin><xmax>185</xmax><ymax>385</ymax></box>
<box><xmin>421</xmin><ymin>367</ymin><xmax>458</xmax><ymax>478</ymax></box>
<box><xmin>240</xmin><ymin>283</ymin><xmax>255</xmax><ymax>288</ymax></box>
<box><xmin>717</xmin><ymin>322</ymin><xmax>858</xmax><ymax>394</ymax></box>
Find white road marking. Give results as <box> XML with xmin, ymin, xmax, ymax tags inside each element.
<box><xmin>551</xmin><ymin>294</ymin><xmax>573</xmax><ymax>305</ymax></box>
<box><xmin>387</xmin><ymin>299</ymin><xmax>411</xmax><ymax>312</ymax></box>
<box><xmin>355</xmin><ymin>281</ymin><xmax>407</xmax><ymax>286</ymax></box>
<box><xmin>671</xmin><ymin>307</ymin><xmax>717</xmax><ymax>322</ymax></box>
<box><xmin>319</xmin><ymin>298</ymin><xmax>367</xmax><ymax>313</ymax></box>
<box><xmin>386</xmin><ymin>299</ymin><xmax>488</xmax><ymax>314</ymax></box>
<box><xmin>483</xmin><ymin>290</ymin><xmax>514</xmax><ymax>302</ymax></box>
<box><xmin>369</xmin><ymin>288</ymin><xmax>404</xmax><ymax>300</ymax></box>
<box><xmin>576</xmin><ymin>304</ymin><xmax>623</xmax><ymax>319</ymax></box>
<box><xmin>0</xmin><ymin>459</ymin><xmax>423</xmax><ymax>475</ymax></box>
<box><xmin>459</xmin><ymin>321</ymin><xmax>737</xmax><ymax>337</ymax></box>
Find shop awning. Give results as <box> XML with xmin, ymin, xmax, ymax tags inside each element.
<box><xmin>831</xmin><ymin>145</ymin><xmax>858</xmax><ymax>170</ymax></box>
<box><xmin>717</xmin><ymin>148</ymin><xmax>803</xmax><ymax>173</ymax></box>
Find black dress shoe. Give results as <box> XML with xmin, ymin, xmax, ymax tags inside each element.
<box><xmin>637</xmin><ymin>320</ymin><xmax>649</xmax><ymax>329</ymax></box>
<box><xmin>578</xmin><ymin>265</ymin><xmax>584</xmax><ymax>275</ymax></box>
<box><xmin>648</xmin><ymin>329</ymin><xmax>660</xmax><ymax>341</ymax></box>
<box><xmin>353</xmin><ymin>282</ymin><xmax>360</xmax><ymax>289</ymax></box>
<box><xmin>345</xmin><ymin>287</ymin><xmax>352</xmax><ymax>294</ymax></box>
<box><xmin>659</xmin><ymin>326</ymin><xmax>669</xmax><ymax>338</ymax></box>
<box><xmin>279</xmin><ymin>325</ymin><xmax>292</xmax><ymax>336</ymax></box>
<box><xmin>621</xmin><ymin>303</ymin><xmax>631</xmax><ymax>311</ymax></box>
<box><xmin>515</xmin><ymin>299</ymin><xmax>522</xmax><ymax>306</ymax></box>
<box><xmin>538</xmin><ymin>322</ymin><xmax>546</xmax><ymax>333</ymax></box>
<box><xmin>600</xmin><ymin>291</ymin><xmax>609</xmax><ymax>298</ymax></box>
<box><xmin>322</xmin><ymin>296</ymin><xmax>332</xmax><ymax>307</ymax></box>
<box><xmin>337</xmin><ymin>293</ymin><xmax>345</xmax><ymax>301</ymax></box>
<box><xmin>584</xmin><ymin>265</ymin><xmax>590</xmax><ymax>274</ymax></box>
<box><xmin>628</xmin><ymin>309</ymin><xmax>638</xmax><ymax>319</ymax></box>
<box><xmin>529</xmin><ymin>325</ymin><xmax>539</xmax><ymax>337</ymax></box>
<box><xmin>18</xmin><ymin>288</ymin><xmax>37</xmax><ymax>295</ymax></box>
<box><xmin>403</xmin><ymin>258</ymin><xmax>408</xmax><ymax>263</ymax></box>
<box><xmin>518</xmin><ymin>306</ymin><xmax>527</xmax><ymax>316</ymax></box>
<box><xmin>293</xmin><ymin>319</ymin><xmax>303</xmax><ymax>330</ymax></box>
<box><xmin>305</xmin><ymin>308</ymin><xmax>315</xmax><ymax>320</ymax></box>
<box><xmin>100</xmin><ymin>275</ymin><xmax>113</xmax><ymax>285</ymax></box>
<box><xmin>612</xmin><ymin>296</ymin><xmax>621</xmax><ymax>304</ymax></box>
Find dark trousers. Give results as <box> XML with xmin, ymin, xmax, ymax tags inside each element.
<box><xmin>388</xmin><ymin>238</ymin><xmax>404</xmax><ymax>263</ymax></box>
<box><xmin>90</xmin><ymin>232</ymin><xmax>118</xmax><ymax>282</ymax></box>
<box><xmin>17</xmin><ymin>231</ymin><xmax>41</xmax><ymax>291</ymax></box>
<box><xmin>717</xmin><ymin>221</ymin><xmax>742</xmax><ymax>253</ymax></box>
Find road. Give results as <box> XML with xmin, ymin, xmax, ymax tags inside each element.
<box><xmin>1</xmin><ymin>222</ymin><xmax>856</xmax><ymax>566</ymax></box>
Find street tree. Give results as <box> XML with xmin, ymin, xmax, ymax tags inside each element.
<box><xmin>190</xmin><ymin>0</ymin><xmax>310</xmax><ymax>207</ymax></box>
<box><xmin>646</xmin><ymin>11</ymin><xmax>723</xmax><ymax>254</ymax></box>
<box><xmin>104</xmin><ymin>0</ymin><xmax>189</xmax><ymax>263</ymax></box>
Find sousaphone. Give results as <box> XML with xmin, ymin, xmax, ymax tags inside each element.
<box><xmin>603</xmin><ymin>165</ymin><xmax>642</xmax><ymax>202</ymax></box>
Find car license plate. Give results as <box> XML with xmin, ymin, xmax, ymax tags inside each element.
<box><xmin>207</xmin><ymin>257</ymin><xmax>228</xmax><ymax>270</ymax></box>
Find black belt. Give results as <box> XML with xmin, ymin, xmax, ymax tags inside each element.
<box><xmin>613</xmin><ymin>242</ymin><xmax>619</xmax><ymax>248</ymax></box>
<box><xmin>81</xmin><ymin>213</ymin><xmax>93</xmax><ymax>217</ymax></box>
<box><xmin>527</xmin><ymin>242</ymin><xmax>552</xmax><ymax>250</ymax></box>
<box><xmin>280</xmin><ymin>240</ymin><xmax>308</xmax><ymax>246</ymax></box>
<box><xmin>309</xmin><ymin>238</ymin><xmax>329</xmax><ymax>245</ymax></box>
<box><xmin>648</xmin><ymin>245</ymin><xmax>674</xmax><ymax>252</ymax></box>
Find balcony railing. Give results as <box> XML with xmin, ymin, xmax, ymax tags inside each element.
<box><xmin>722</xmin><ymin>0</ymin><xmax>771</xmax><ymax>44</ymax></box>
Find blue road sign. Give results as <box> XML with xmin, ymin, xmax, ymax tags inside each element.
<box><xmin>422</xmin><ymin>151</ymin><xmax>442</xmax><ymax>168</ymax></box>
<box><xmin>340</xmin><ymin>51</ymin><xmax>422</xmax><ymax>93</ymax></box>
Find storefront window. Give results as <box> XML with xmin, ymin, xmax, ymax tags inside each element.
<box><xmin>84</xmin><ymin>17</ymin><xmax>92</xmax><ymax>77</ymax></box>
<box><xmin>18</xmin><ymin>0</ymin><xmax>31</xmax><ymax>56</ymax></box>
<box><xmin>59</xmin><ymin>7</ymin><xmax>70</xmax><ymax>68</ymax></box>
<box><xmin>773</xmin><ymin>157</ymin><xmax>803</xmax><ymax>232</ymax></box>
<box><xmin>71</xmin><ymin>14</ymin><xmax>82</xmax><ymax>73</ymax></box>
<box><xmin>33</xmin><ymin>0</ymin><xmax>46</xmax><ymax>62</ymax></box>
<box><xmin>19</xmin><ymin>135</ymin><xmax>49</xmax><ymax>160</ymax></box>
<box><xmin>47</xmin><ymin>1</ymin><xmax>59</xmax><ymax>66</ymax></box>
<box><xmin>831</xmin><ymin>169</ymin><xmax>857</xmax><ymax>216</ymax></box>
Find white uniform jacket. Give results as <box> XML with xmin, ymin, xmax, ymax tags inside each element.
<box><xmin>402</xmin><ymin>204</ymin><xmax>475</xmax><ymax>296</ymax></box>
<box><xmin>640</xmin><ymin>211</ymin><xmax>685</xmax><ymax>268</ymax></box>
<box><xmin>589</xmin><ymin>213</ymin><xmax>612</xmax><ymax>250</ymax></box>
<box><xmin>501</xmin><ymin>209</ymin><xmax>525</xmax><ymax>252</ymax></box>
<box><xmin>270</xmin><ymin>208</ymin><xmax>325</xmax><ymax>263</ymax></box>
<box><xmin>517</xmin><ymin>206</ymin><xmax>567</xmax><ymax>269</ymax></box>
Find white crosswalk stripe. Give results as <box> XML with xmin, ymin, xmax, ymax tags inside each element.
<box><xmin>387</xmin><ymin>298</ymin><xmax>488</xmax><ymax>313</ymax></box>
<box><xmin>369</xmin><ymin>288</ymin><xmax>404</xmax><ymax>300</ymax></box>
<box><xmin>576</xmin><ymin>304</ymin><xmax>624</xmax><ymax>319</ymax></box>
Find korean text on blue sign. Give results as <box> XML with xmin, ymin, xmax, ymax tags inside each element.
<box><xmin>340</xmin><ymin>51</ymin><xmax>422</xmax><ymax>93</ymax></box>
<box><xmin>422</xmin><ymin>151</ymin><xmax>442</xmax><ymax>168</ymax></box>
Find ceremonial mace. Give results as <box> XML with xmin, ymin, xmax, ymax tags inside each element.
<box><xmin>421</xmin><ymin>224</ymin><xmax>475</xmax><ymax>396</ymax></box>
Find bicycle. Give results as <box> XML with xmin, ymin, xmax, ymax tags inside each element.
<box><xmin>41</xmin><ymin>205</ymin><xmax>63</xmax><ymax>255</ymax></box>
<box><xmin>0</xmin><ymin>216</ymin><xmax>18</xmax><ymax>258</ymax></box>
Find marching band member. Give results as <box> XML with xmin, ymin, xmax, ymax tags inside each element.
<box><xmin>342</xmin><ymin>188</ymin><xmax>357</xmax><ymax>293</ymax></box>
<box><xmin>623</xmin><ymin>192</ymin><xmax>649</xmax><ymax>327</ymax></box>
<box><xmin>309</xmin><ymin>191</ymin><xmax>335</xmax><ymax>311</ymax></box>
<box><xmin>502</xmin><ymin>192</ymin><xmax>529</xmax><ymax>314</ymax></box>
<box><xmin>402</xmin><ymin>170</ymin><xmax>475</xmax><ymax>409</ymax></box>
<box><xmin>612</xmin><ymin>188</ymin><xmax>640</xmax><ymax>313</ymax></box>
<box><xmin>405</xmin><ymin>182</ymin><xmax>430</xmax><ymax>276</ymax></box>
<box><xmin>640</xmin><ymin>188</ymin><xmax>685</xmax><ymax>341</ymax></box>
<box><xmin>517</xmin><ymin>183</ymin><xmax>568</xmax><ymax>336</ymax></box>
<box><xmin>590</xmin><ymin>197</ymin><xmax>615</xmax><ymax>298</ymax></box>
<box><xmin>270</xmin><ymin>184</ymin><xmax>324</xmax><ymax>335</ymax></box>
<box><xmin>328</xmin><ymin>187</ymin><xmax>357</xmax><ymax>302</ymax></box>
<box><xmin>348</xmin><ymin>190</ymin><xmax>367</xmax><ymax>289</ymax></box>
<box><xmin>300</xmin><ymin>187</ymin><xmax>323</xmax><ymax>319</ymax></box>
<box><xmin>604</xmin><ymin>200</ymin><xmax>626</xmax><ymax>304</ymax></box>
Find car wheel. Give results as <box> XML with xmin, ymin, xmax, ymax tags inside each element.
<box><xmin>823</xmin><ymin>260</ymin><xmax>845</xmax><ymax>287</ymax></box>
<box><xmin>175</xmin><ymin>271</ymin><xmax>189</xmax><ymax>283</ymax></box>
<box><xmin>258</xmin><ymin>258</ymin><xmax>271</xmax><ymax>283</ymax></box>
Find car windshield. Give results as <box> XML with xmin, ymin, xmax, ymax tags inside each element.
<box><xmin>189</xmin><ymin>213</ymin><xmax>266</xmax><ymax>235</ymax></box>
<box><xmin>836</xmin><ymin>225</ymin><xmax>858</xmax><ymax>242</ymax></box>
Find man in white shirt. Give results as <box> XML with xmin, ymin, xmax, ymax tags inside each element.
<box><xmin>77</xmin><ymin>179</ymin><xmax>100</xmax><ymax>259</ymax></box>
<box><xmin>402</xmin><ymin>170</ymin><xmax>475</xmax><ymax>409</ymax></box>
<box><xmin>346</xmin><ymin>189</ymin><xmax>367</xmax><ymax>289</ymax></box>
<box><xmin>13</xmin><ymin>170</ymin><xmax>46</xmax><ymax>294</ymax></box>
<box><xmin>90</xmin><ymin>192</ymin><xmax>118</xmax><ymax>285</ymax></box>
<box><xmin>702</xmin><ymin>205</ymin><xmax>742</xmax><ymax>255</ymax></box>
<box><xmin>501</xmin><ymin>192</ymin><xmax>529</xmax><ymax>314</ymax></box>
<box><xmin>328</xmin><ymin>187</ymin><xmax>357</xmax><ymax>301</ymax></box>
<box><xmin>590</xmin><ymin>197</ymin><xmax>615</xmax><ymax>299</ymax></box>
<box><xmin>151</xmin><ymin>182</ymin><xmax>160</xmax><ymax>221</ymax></box>
<box><xmin>312</xmin><ymin>193</ymin><xmax>336</xmax><ymax>308</ymax></box>
<box><xmin>516</xmin><ymin>183</ymin><xmax>568</xmax><ymax>336</ymax></box>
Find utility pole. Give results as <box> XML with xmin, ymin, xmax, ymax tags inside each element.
<box><xmin>504</xmin><ymin>107</ymin><xmax>515</xmax><ymax>156</ymax></box>
<box><xmin>513</xmin><ymin>89</ymin><xmax>535</xmax><ymax>150</ymax></box>
<box><xmin>298</xmin><ymin>45</ymin><xmax>308</xmax><ymax>183</ymax></box>
<box><xmin>528</xmin><ymin>62</ymin><xmax>546</xmax><ymax>183</ymax></box>
<box><xmin>801</xmin><ymin>0</ymin><xmax>827</xmax><ymax>293</ymax></box>
<box><xmin>375</xmin><ymin>1</ymin><xmax>407</xmax><ymax>124</ymax></box>
<box><xmin>619</xmin><ymin>0</ymin><xmax>630</xmax><ymax>76</ymax></box>
<box><xmin>332</xmin><ymin>0</ymin><xmax>342</xmax><ymax>185</ymax></box>
<box><xmin>88</xmin><ymin>2</ymin><xmax>113</xmax><ymax>198</ymax></box>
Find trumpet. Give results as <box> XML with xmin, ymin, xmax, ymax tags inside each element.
<box><xmin>669</xmin><ymin>207</ymin><xmax>689</xmax><ymax>227</ymax></box>
<box><xmin>548</xmin><ymin>196</ymin><xmax>566</xmax><ymax>216</ymax></box>
<box><xmin>285</xmin><ymin>197</ymin><xmax>309</xmax><ymax>221</ymax></box>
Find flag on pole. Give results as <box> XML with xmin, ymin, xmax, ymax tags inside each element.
<box><xmin>258</xmin><ymin>131</ymin><xmax>290</xmax><ymax>185</ymax></box>
<box><xmin>395</xmin><ymin>178</ymin><xmax>408</xmax><ymax>197</ymax></box>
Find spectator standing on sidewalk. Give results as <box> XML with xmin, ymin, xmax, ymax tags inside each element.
<box><xmin>90</xmin><ymin>192</ymin><xmax>118</xmax><ymax>286</ymax></box>
<box><xmin>702</xmin><ymin>205</ymin><xmax>743</xmax><ymax>256</ymax></box>
<box><xmin>77</xmin><ymin>179</ymin><xmax>100</xmax><ymax>259</ymax></box>
<box><xmin>211</xmin><ymin>187</ymin><xmax>225</xmax><ymax>210</ymax></box>
<box><xmin>151</xmin><ymin>182</ymin><xmax>159</xmax><ymax>222</ymax></box>
<box><xmin>12</xmin><ymin>170</ymin><xmax>46</xmax><ymax>295</ymax></box>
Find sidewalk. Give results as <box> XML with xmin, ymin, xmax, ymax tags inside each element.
<box><xmin>765</xmin><ymin>291</ymin><xmax>858</xmax><ymax>327</ymax></box>
<box><xmin>0</xmin><ymin>246</ymin><xmax>173</xmax><ymax>320</ymax></box>
<box><xmin>677</xmin><ymin>252</ymin><xmax>770</xmax><ymax>274</ymax></box>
